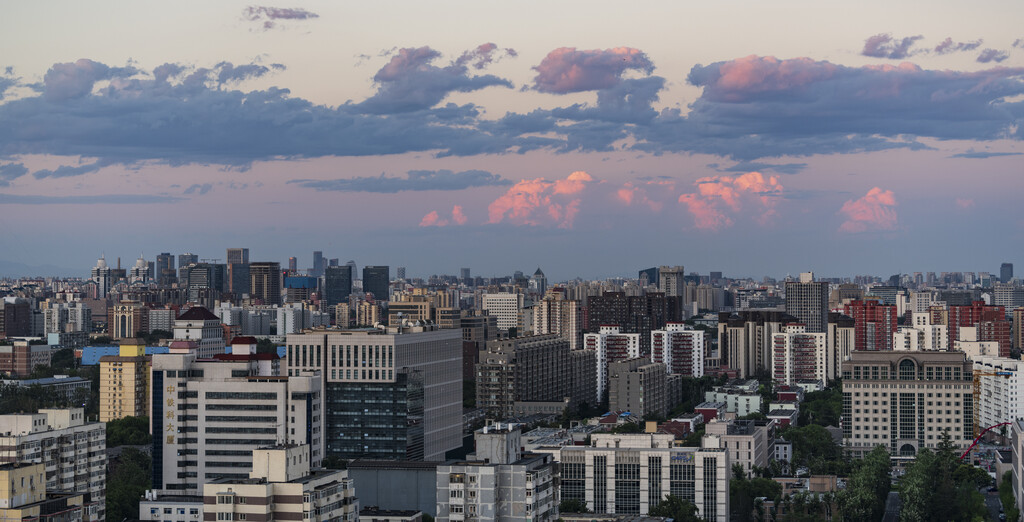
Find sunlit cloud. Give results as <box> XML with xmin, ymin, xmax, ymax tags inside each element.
<box><xmin>487</xmin><ymin>171</ymin><xmax>594</xmax><ymax>228</ymax></box>
<box><xmin>677</xmin><ymin>172</ymin><xmax>783</xmax><ymax>230</ymax></box>
<box><xmin>838</xmin><ymin>187</ymin><xmax>898</xmax><ymax>233</ymax></box>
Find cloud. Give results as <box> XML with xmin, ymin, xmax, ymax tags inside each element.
<box><xmin>0</xmin><ymin>193</ymin><xmax>184</xmax><ymax>205</ymax></box>
<box><xmin>43</xmin><ymin>59</ymin><xmax>136</xmax><ymax>101</ymax></box>
<box><xmin>977</xmin><ymin>49</ymin><xmax>1009</xmax><ymax>63</ymax></box>
<box><xmin>838</xmin><ymin>187</ymin><xmax>898</xmax><ymax>233</ymax></box>
<box><xmin>862</xmin><ymin>33</ymin><xmax>924</xmax><ymax>59</ymax></box>
<box><xmin>419</xmin><ymin>205</ymin><xmax>468</xmax><ymax>227</ymax></box>
<box><xmin>213</xmin><ymin>61</ymin><xmax>285</xmax><ymax>85</ymax></box>
<box><xmin>289</xmin><ymin>169</ymin><xmax>511</xmax><ymax>193</ymax></box>
<box><xmin>455</xmin><ymin>43</ymin><xmax>517</xmax><ymax>70</ymax></box>
<box><xmin>716</xmin><ymin>162</ymin><xmax>807</xmax><ymax>175</ymax></box>
<box><xmin>1015</xmin><ymin>39</ymin><xmax>1024</xmax><ymax>49</ymax></box>
<box><xmin>950</xmin><ymin>150</ymin><xmax>1022</xmax><ymax>159</ymax></box>
<box><xmin>934</xmin><ymin>37</ymin><xmax>983</xmax><ymax>55</ymax></box>
<box><xmin>488</xmin><ymin>171</ymin><xmax>593</xmax><ymax>228</ymax></box>
<box><xmin>33</xmin><ymin>160</ymin><xmax>107</xmax><ymax>179</ymax></box>
<box><xmin>355</xmin><ymin>45</ymin><xmax>512</xmax><ymax>114</ymax></box>
<box><xmin>183</xmin><ymin>183</ymin><xmax>213</xmax><ymax>195</ymax></box>
<box><xmin>531</xmin><ymin>47</ymin><xmax>655</xmax><ymax>93</ymax></box>
<box><xmin>243</xmin><ymin>6</ymin><xmax>319</xmax><ymax>30</ymax></box>
<box><xmin>0</xmin><ymin>163</ymin><xmax>28</xmax><ymax>187</ymax></box>
<box><xmin>955</xmin><ymin>198</ymin><xmax>975</xmax><ymax>209</ymax></box>
<box><xmin>616</xmin><ymin>179</ymin><xmax>672</xmax><ymax>211</ymax></box>
<box><xmin>677</xmin><ymin>172</ymin><xmax>783</xmax><ymax>230</ymax></box>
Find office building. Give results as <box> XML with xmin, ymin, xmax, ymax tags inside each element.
<box><xmin>323</xmin><ymin>265</ymin><xmax>353</xmax><ymax>309</ymax></box>
<box><xmin>584</xmin><ymin>326</ymin><xmax>640</xmax><ymax>402</ymax></box>
<box><xmin>156</xmin><ymin>253</ymin><xmax>175</xmax><ymax>285</ymax></box>
<box><xmin>529</xmin><ymin>268</ymin><xmax>547</xmax><ymax>295</ymax></box>
<box><xmin>607</xmin><ymin>358</ymin><xmax>672</xmax><ymax>418</ymax></box>
<box><xmin>460</xmin><ymin>268</ymin><xmax>471</xmax><ymax>284</ymax></box>
<box><xmin>91</xmin><ymin>255</ymin><xmax>113</xmax><ymax>299</ymax></box>
<box><xmin>0</xmin><ymin>409</ymin><xmax>106</xmax><ymax>518</ymax></box>
<box><xmin>249</xmin><ymin>262</ymin><xmax>282</xmax><ymax>305</ymax></box>
<box><xmin>651</xmin><ymin>322</ymin><xmax>705</xmax><ymax>377</ymax></box>
<box><xmin>285</xmin><ymin>324</ymin><xmax>462</xmax><ymax>461</ymax></box>
<box><xmin>227</xmin><ymin>263</ymin><xmax>250</xmax><ymax>297</ymax></box>
<box><xmin>841</xmin><ymin>350</ymin><xmax>973</xmax><ymax>459</ymax></box>
<box><xmin>362</xmin><ymin>265</ymin><xmax>390</xmax><ymax>301</ymax></box>
<box><xmin>638</xmin><ymin>267</ymin><xmax>659</xmax><ymax>287</ymax></box>
<box><xmin>1002</xmin><ymin>263</ymin><xmax>1014</xmax><ymax>284</ymax></box>
<box><xmin>312</xmin><ymin>250</ymin><xmax>325</xmax><ymax>277</ymax></box>
<box><xmin>0</xmin><ymin>341</ymin><xmax>52</xmax><ymax>377</ymax></box>
<box><xmin>658</xmin><ymin>265</ymin><xmax>685</xmax><ymax>297</ymax></box>
<box><xmin>771</xmin><ymin>324</ymin><xmax>827</xmax><ymax>385</ymax></box>
<box><xmin>288</xmin><ymin>257</ymin><xmax>298</xmax><ymax>272</ymax></box>
<box><xmin>173</xmin><ymin>306</ymin><xmax>225</xmax><ymax>358</ymax></box>
<box><xmin>844</xmin><ymin>300</ymin><xmax>897</xmax><ymax>351</ymax></box>
<box><xmin>178</xmin><ymin>253</ymin><xmax>199</xmax><ymax>270</ymax></box>
<box><xmin>705</xmin><ymin>380</ymin><xmax>763</xmax><ymax>417</ymax></box>
<box><xmin>150</xmin><ymin>344</ymin><xmax>321</xmax><ymax>496</ymax></box>
<box><xmin>202</xmin><ymin>446</ymin><xmax>358</xmax><ymax>522</ymax></box>
<box><xmin>481</xmin><ymin>292</ymin><xmax>524</xmax><ymax>333</ymax></box>
<box><xmin>785</xmin><ymin>272</ymin><xmax>828</xmax><ymax>333</ymax></box>
<box><xmin>99</xmin><ymin>339</ymin><xmax>151</xmax><ymax>422</ymax></box>
<box><xmin>0</xmin><ymin>463</ymin><xmax>100</xmax><ymax>522</ymax></box>
<box><xmin>556</xmin><ymin>433</ymin><xmax>729</xmax><ymax>520</ymax></box>
<box><xmin>130</xmin><ymin>255</ymin><xmax>152</xmax><ymax>283</ymax></box>
<box><xmin>435</xmin><ymin>424</ymin><xmax>557</xmax><ymax>521</ymax></box>
<box><xmin>476</xmin><ymin>334</ymin><xmax>597</xmax><ymax>419</ymax></box>
<box><xmin>226</xmin><ymin>248</ymin><xmax>249</xmax><ymax>265</ymax></box>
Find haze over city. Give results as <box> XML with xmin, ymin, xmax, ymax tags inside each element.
<box><xmin>2</xmin><ymin>1</ymin><xmax>1023</xmax><ymax>280</ymax></box>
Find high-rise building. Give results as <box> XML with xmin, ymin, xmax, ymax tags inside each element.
<box><xmin>249</xmin><ymin>262</ymin><xmax>282</xmax><ymax>305</ymax></box>
<box><xmin>288</xmin><ymin>257</ymin><xmax>297</xmax><ymax>272</ymax></box>
<box><xmin>717</xmin><ymin>311</ymin><xmax>796</xmax><ymax>378</ymax></box>
<box><xmin>396</xmin><ymin>266</ymin><xmax>406</xmax><ymax>280</ymax></box>
<box><xmin>584</xmin><ymin>326</ymin><xmax>640</xmax><ymax>402</ymax></box>
<box><xmin>150</xmin><ymin>344</ymin><xmax>321</xmax><ymax>496</ymax></box>
<box><xmin>226</xmin><ymin>248</ymin><xmax>249</xmax><ymax>265</ymax></box>
<box><xmin>460</xmin><ymin>267</ymin><xmax>471</xmax><ymax>283</ymax></box>
<box><xmin>771</xmin><ymin>324</ymin><xmax>827</xmax><ymax>385</ymax></box>
<box><xmin>323</xmin><ymin>265</ymin><xmax>353</xmax><ymax>308</ymax></box>
<box><xmin>638</xmin><ymin>267</ymin><xmax>659</xmax><ymax>287</ymax></box>
<box><xmin>0</xmin><ymin>409</ymin><xmax>106</xmax><ymax>518</ymax></box>
<box><xmin>534</xmin><ymin>290</ymin><xmax>582</xmax><ymax>350</ymax></box>
<box><xmin>0</xmin><ymin>462</ymin><xmax>100</xmax><ymax>522</ymax></box>
<box><xmin>947</xmin><ymin>301</ymin><xmax>1010</xmax><ymax>357</ymax></box>
<box><xmin>99</xmin><ymin>340</ymin><xmax>151</xmax><ymax>422</ymax></box>
<box><xmin>841</xmin><ymin>350</ymin><xmax>973</xmax><ymax>460</ymax></box>
<box><xmin>130</xmin><ymin>255</ymin><xmax>151</xmax><ymax>283</ymax></box>
<box><xmin>1002</xmin><ymin>263</ymin><xmax>1014</xmax><ymax>284</ymax></box>
<box><xmin>156</xmin><ymin>253</ymin><xmax>175</xmax><ymax>285</ymax></box>
<box><xmin>362</xmin><ymin>265</ymin><xmax>390</xmax><ymax>301</ymax></box>
<box><xmin>172</xmin><ymin>306</ymin><xmax>225</xmax><ymax>358</ymax></box>
<box><xmin>227</xmin><ymin>262</ymin><xmax>250</xmax><ymax>297</ymax></box>
<box><xmin>651</xmin><ymin>323</ymin><xmax>705</xmax><ymax>377</ymax></box>
<box><xmin>110</xmin><ymin>301</ymin><xmax>149</xmax><ymax>340</ymax></box>
<box><xmin>973</xmin><ymin>356</ymin><xmax>1024</xmax><ymax>438</ymax></box>
<box><xmin>844</xmin><ymin>300</ymin><xmax>897</xmax><ymax>351</ymax></box>
<box><xmin>482</xmin><ymin>292</ymin><xmax>524</xmax><ymax>332</ymax></box>
<box><xmin>607</xmin><ymin>358</ymin><xmax>672</xmax><ymax>418</ymax></box>
<box><xmin>91</xmin><ymin>255</ymin><xmax>112</xmax><ymax>298</ymax></box>
<box><xmin>530</xmin><ymin>268</ymin><xmax>547</xmax><ymax>295</ymax></box>
<box><xmin>285</xmin><ymin>324</ymin><xmax>462</xmax><ymax>461</ymax></box>
<box><xmin>312</xmin><ymin>251</ymin><xmax>324</xmax><ymax>277</ymax></box>
<box><xmin>784</xmin><ymin>272</ymin><xmax>828</xmax><ymax>333</ymax></box>
<box><xmin>178</xmin><ymin>253</ymin><xmax>198</xmax><ymax>277</ymax></box>
<box><xmin>658</xmin><ymin>265</ymin><xmax>685</xmax><ymax>297</ymax></box>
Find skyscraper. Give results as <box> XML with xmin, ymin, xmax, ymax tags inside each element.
<box><xmin>362</xmin><ymin>265</ymin><xmax>390</xmax><ymax>301</ymax></box>
<box><xmin>250</xmin><ymin>262</ymin><xmax>282</xmax><ymax>305</ymax></box>
<box><xmin>178</xmin><ymin>252</ymin><xmax>198</xmax><ymax>268</ymax></box>
<box><xmin>155</xmin><ymin>253</ymin><xmax>174</xmax><ymax>285</ymax></box>
<box><xmin>226</xmin><ymin>247</ymin><xmax>249</xmax><ymax>265</ymax></box>
<box><xmin>323</xmin><ymin>265</ymin><xmax>353</xmax><ymax>307</ymax></box>
<box><xmin>784</xmin><ymin>272</ymin><xmax>829</xmax><ymax>333</ymax></box>
<box><xmin>1001</xmin><ymin>263</ymin><xmax>1014</xmax><ymax>283</ymax></box>
<box><xmin>288</xmin><ymin>256</ymin><xmax>297</xmax><ymax>272</ymax></box>
<box><xmin>396</xmin><ymin>266</ymin><xmax>406</xmax><ymax>280</ymax></box>
<box><xmin>658</xmin><ymin>265</ymin><xmax>685</xmax><ymax>296</ymax></box>
<box><xmin>91</xmin><ymin>255</ymin><xmax>112</xmax><ymax>298</ymax></box>
<box><xmin>638</xmin><ymin>267</ymin><xmax>658</xmax><ymax>287</ymax></box>
<box><xmin>312</xmin><ymin>251</ymin><xmax>324</xmax><ymax>277</ymax></box>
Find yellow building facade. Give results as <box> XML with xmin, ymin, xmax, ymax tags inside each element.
<box><xmin>99</xmin><ymin>340</ymin><xmax>151</xmax><ymax>422</ymax></box>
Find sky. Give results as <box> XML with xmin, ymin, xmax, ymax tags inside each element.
<box><xmin>1</xmin><ymin>1</ymin><xmax>1024</xmax><ymax>281</ymax></box>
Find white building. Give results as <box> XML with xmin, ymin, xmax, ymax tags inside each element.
<box><xmin>584</xmin><ymin>326</ymin><xmax>640</xmax><ymax>403</ymax></box>
<box><xmin>91</xmin><ymin>255</ymin><xmax>112</xmax><ymax>298</ymax></box>
<box><xmin>533</xmin><ymin>293</ymin><xmax>582</xmax><ymax>350</ymax></box>
<box><xmin>481</xmin><ymin>293</ymin><xmax>524</xmax><ymax>332</ymax></box>
<box><xmin>651</xmin><ymin>323</ymin><xmax>705</xmax><ymax>377</ymax></box>
<box><xmin>954</xmin><ymin>326</ymin><xmax>1001</xmax><ymax>359</ymax></box>
<box><xmin>130</xmin><ymin>255</ymin><xmax>151</xmax><ymax>283</ymax></box>
<box><xmin>893</xmin><ymin>312</ymin><xmax>948</xmax><ymax>351</ymax></box>
<box><xmin>173</xmin><ymin>306</ymin><xmax>225</xmax><ymax>358</ymax></box>
<box><xmin>973</xmin><ymin>356</ymin><xmax>1024</xmax><ymax>434</ymax></box>
<box><xmin>0</xmin><ymin>408</ymin><xmax>106</xmax><ymax>519</ymax></box>
<box><xmin>771</xmin><ymin>324</ymin><xmax>827</xmax><ymax>385</ymax></box>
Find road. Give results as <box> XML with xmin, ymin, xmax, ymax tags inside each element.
<box><xmin>985</xmin><ymin>488</ymin><xmax>1004</xmax><ymax>521</ymax></box>
<box><xmin>882</xmin><ymin>491</ymin><xmax>902</xmax><ymax>522</ymax></box>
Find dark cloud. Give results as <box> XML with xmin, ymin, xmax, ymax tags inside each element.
<box><xmin>354</xmin><ymin>46</ymin><xmax>512</xmax><ymax>114</ymax></box>
<box><xmin>243</xmin><ymin>6</ymin><xmax>319</xmax><ymax>30</ymax></box>
<box><xmin>183</xmin><ymin>183</ymin><xmax>213</xmax><ymax>195</ymax></box>
<box><xmin>289</xmin><ymin>169</ymin><xmax>512</xmax><ymax>193</ymax></box>
<box><xmin>717</xmin><ymin>162</ymin><xmax>808</xmax><ymax>175</ymax></box>
<box><xmin>33</xmin><ymin>161</ymin><xmax>107</xmax><ymax>179</ymax></box>
<box><xmin>0</xmin><ymin>163</ymin><xmax>28</xmax><ymax>186</ymax></box>
<box><xmin>43</xmin><ymin>59</ymin><xmax>137</xmax><ymax>101</ymax></box>
<box><xmin>934</xmin><ymin>37</ymin><xmax>983</xmax><ymax>55</ymax></box>
<box><xmin>214</xmin><ymin>62</ymin><xmax>285</xmax><ymax>85</ymax></box>
<box><xmin>950</xmin><ymin>151</ymin><xmax>1023</xmax><ymax>159</ymax></box>
<box><xmin>532</xmin><ymin>47</ymin><xmax>655</xmax><ymax>93</ymax></box>
<box><xmin>977</xmin><ymin>49</ymin><xmax>1009</xmax><ymax>63</ymax></box>
<box><xmin>0</xmin><ymin>193</ymin><xmax>183</xmax><ymax>205</ymax></box>
<box><xmin>455</xmin><ymin>43</ymin><xmax>517</xmax><ymax>70</ymax></box>
<box><xmin>1015</xmin><ymin>39</ymin><xmax>1024</xmax><ymax>49</ymax></box>
<box><xmin>862</xmin><ymin>33</ymin><xmax>924</xmax><ymax>59</ymax></box>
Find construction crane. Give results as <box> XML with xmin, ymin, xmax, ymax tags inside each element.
<box><xmin>972</xmin><ymin>369</ymin><xmax>1013</xmax><ymax>438</ymax></box>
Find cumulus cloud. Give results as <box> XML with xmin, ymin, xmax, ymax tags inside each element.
<box><xmin>532</xmin><ymin>47</ymin><xmax>655</xmax><ymax>93</ymax></box>
<box><xmin>862</xmin><ymin>33</ymin><xmax>924</xmax><ymax>59</ymax></box>
<box><xmin>488</xmin><ymin>171</ymin><xmax>593</xmax><ymax>228</ymax></box>
<box><xmin>289</xmin><ymin>169</ymin><xmax>511</xmax><ymax>193</ymax></box>
<box><xmin>455</xmin><ymin>43</ymin><xmax>517</xmax><ymax>70</ymax></box>
<box><xmin>419</xmin><ymin>205</ymin><xmax>468</xmax><ymax>227</ymax></box>
<box><xmin>934</xmin><ymin>37</ymin><xmax>983</xmax><ymax>55</ymax></box>
<box><xmin>0</xmin><ymin>163</ymin><xmax>28</xmax><ymax>186</ymax></box>
<box><xmin>43</xmin><ymin>59</ymin><xmax>136</xmax><ymax>101</ymax></box>
<box><xmin>838</xmin><ymin>187</ymin><xmax>898</xmax><ymax>233</ymax></box>
<box><xmin>616</xmin><ymin>179</ymin><xmax>672</xmax><ymax>211</ymax></box>
<box><xmin>677</xmin><ymin>172</ymin><xmax>783</xmax><ymax>230</ymax></box>
<box><xmin>356</xmin><ymin>45</ymin><xmax>512</xmax><ymax>114</ymax></box>
<box><xmin>977</xmin><ymin>48</ymin><xmax>1009</xmax><ymax>63</ymax></box>
<box><xmin>243</xmin><ymin>6</ymin><xmax>319</xmax><ymax>30</ymax></box>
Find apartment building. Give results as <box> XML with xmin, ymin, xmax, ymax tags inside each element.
<box><xmin>99</xmin><ymin>339</ymin><xmax>151</xmax><ymax>422</ymax></box>
<box><xmin>973</xmin><ymin>356</ymin><xmax>1024</xmax><ymax>438</ymax></box>
<box><xmin>584</xmin><ymin>326</ymin><xmax>641</xmax><ymax>402</ymax></box>
<box><xmin>651</xmin><ymin>323</ymin><xmax>704</xmax><ymax>377</ymax></box>
<box><xmin>0</xmin><ymin>462</ymin><xmax>100</xmax><ymax>522</ymax></box>
<box><xmin>607</xmin><ymin>358</ymin><xmax>673</xmax><ymax>419</ymax></box>
<box><xmin>703</xmin><ymin>419</ymin><xmax>775</xmax><ymax>477</ymax></box>
<box><xmin>771</xmin><ymin>324</ymin><xmax>827</xmax><ymax>385</ymax></box>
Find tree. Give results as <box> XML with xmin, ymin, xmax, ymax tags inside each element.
<box><xmin>839</xmin><ymin>445</ymin><xmax>890</xmax><ymax>521</ymax></box>
<box><xmin>255</xmin><ymin>338</ymin><xmax>279</xmax><ymax>354</ymax></box>
<box><xmin>106</xmin><ymin>447</ymin><xmax>152</xmax><ymax>522</ymax></box>
<box><xmin>559</xmin><ymin>498</ymin><xmax>588</xmax><ymax>513</ymax></box>
<box><xmin>1001</xmin><ymin>471</ymin><xmax>1021</xmax><ymax>522</ymax></box>
<box><xmin>898</xmin><ymin>433</ymin><xmax>987</xmax><ymax>522</ymax></box>
<box><xmin>50</xmin><ymin>348</ymin><xmax>76</xmax><ymax>370</ymax></box>
<box><xmin>650</xmin><ymin>495</ymin><xmax>702</xmax><ymax>522</ymax></box>
<box><xmin>106</xmin><ymin>416</ymin><xmax>152</xmax><ymax>447</ymax></box>
<box><xmin>796</xmin><ymin>387</ymin><xmax>842</xmax><ymax>427</ymax></box>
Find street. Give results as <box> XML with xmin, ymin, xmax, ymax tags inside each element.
<box><xmin>882</xmin><ymin>491</ymin><xmax>902</xmax><ymax>522</ymax></box>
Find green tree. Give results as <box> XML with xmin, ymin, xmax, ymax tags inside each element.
<box><xmin>650</xmin><ymin>495</ymin><xmax>702</xmax><ymax>522</ymax></box>
<box><xmin>559</xmin><ymin>498</ymin><xmax>588</xmax><ymax>513</ymax></box>
<box><xmin>839</xmin><ymin>445</ymin><xmax>890</xmax><ymax>521</ymax></box>
<box><xmin>1001</xmin><ymin>470</ymin><xmax>1021</xmax><ymax>522</ymax></box>
<box><xmin>106</xmin><ymin>447</ymin><xmax>152</xmax><ymax>522</ymax></box>
<box><xmin>50</xmin><ymin>348</ymin><xmax>76</xmax><ymax>371</ymax></box>
<box><xmin>731</xmin><ymin>466</ymin><xmax>784</xmax><ymax>522</ymax></box>
<box><xmin>106</xmin><ymin>416</ymin><xmax>153</xmax><ymax>447</ymax></box>
<box><xmin>898</xmin><ymin>433</ymin><xmax>987</xmax><ymax>522</ymax></box>
<box><xmin>796</xmin><ymin>387</ymin><xmax>843</xmax><ymax>426</ymax></box>
<box><xmin>463</xmin><ymin>380</ymin><xmax>476</xmax><ymax>408</ymax></box>
<box><xmin>255</xmin><ymin>338</ymin><xmax>279</xmax><ymax>354</ymax></box>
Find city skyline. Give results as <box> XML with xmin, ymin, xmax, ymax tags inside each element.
<box><xmin>2</xmin><ymin>1</ymin><xmax>1024</xmax><ymax>278</ymax></box>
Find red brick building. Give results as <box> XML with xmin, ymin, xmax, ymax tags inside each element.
<box><xmin>844</xmin><ymin>300</ymin><xmax>897</xmax><ymax>351</ymax></box>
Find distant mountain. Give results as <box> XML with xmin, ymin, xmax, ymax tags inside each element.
<box><xmin>0</xmin><ymin>259</ymin><xmax>80</xmax><ymax>278</ymax></box>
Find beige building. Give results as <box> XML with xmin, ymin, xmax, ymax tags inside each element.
<box><xmin>204</xmin><ymin>445</ymin><xmax>358</xmax><ymax>522</ymax></box>
<box><xmin>110</xmin><ymin>301</ymin><xmax>149</xmax><ymax>340</ymax></box>
<box><xmin>533</xmin><ymin>290</ymin><xmax>582</xmax><ymax>350</ymax></box>
<box><xmin>0</xmin><ymin>408</ymin><xmax>106</xmax><ymax>518</ymax></box>
<box><xmin>703</xmin><ymin>419</ymin><xmax>775</xmax><ymax>477</ymax></box>
<box><xmin>0</xmin><ymin>463</ymin><xmax>100</xmax><ymax>522</ymax></box>
<box><xmin>607</xmin><ymin>358</ymin><xmax>671</xmax><ymax>419</ymax></box>
<box><xmin>99</xmin><ymin>339</ymin><xmax>151</xmax><ymax>422</ymax></box>
<box><xmin>841</xmin><ymin>350</ymin><xmax>973</xmax><ymax>460</ymax></box>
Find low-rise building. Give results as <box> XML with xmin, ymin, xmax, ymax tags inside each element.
<box><xmin>0</xmin><ymin>462</ymin><xmax>100</xmax><ymax>522</ymax></box>
<box><xmin>705</xmin><ymin>380</ymin><xmax>763</xmax><ymax>417</ymax></box>
<box><xmin>0</xmin><ymin>375</ymin><xmax>91</xmax><ymax>403</ymax></box>
<box><xmin>703</xmin><ymin>418</ymin><xmax>775</xmax><ymax>477</ymax></box>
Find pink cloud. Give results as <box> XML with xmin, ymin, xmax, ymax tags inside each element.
<box><xmin>420</xmin><ymin>205</ymin><xmax>468</xmax><ymax>227</ymax></box>
<box><xmin>488</xmin><ymin>171</ymin><xmax>595</xmax><ymax>228</ymax></box>
<box><xmin>616</xmin><ymin>179</ymin><xmax>673</xmax><ymax>211</ymax></box>
<box><xmin>451</xmin><ymin>205</ymin><xmax>467</xmax><ymax>225</ymax></box>
<box><xmin>677</xmin><ymin>172</ymin><xmax>782</xmax><ymax>230</ymax></box>
<box><xmin>955</xmin><ymin>198</ymin><xmax>975</xmax><ymax>210</ymax></box>
<box><xmin>838</xmin><ymin>187</ymin><xmax>898</xmax><ymax>233</ymax></box>
<box><xmin>697</xmin><ymin>55</ymin><xmax>839</xmax><ymax>102</ymax></box>
<box><xmin>532</xmin><ymin>47</ymin><xmax>655</xmax><ymax>93</ymax></box>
